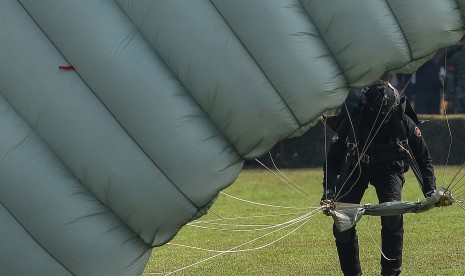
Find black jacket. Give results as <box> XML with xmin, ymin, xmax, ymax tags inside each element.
<box><xmin>324</xmin><ymin>106</ymin><xmax>436</xmax><ymax>197</ymax></box>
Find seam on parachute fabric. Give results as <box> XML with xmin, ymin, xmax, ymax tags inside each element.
<box><xmin>0</xmin><ymin>92</ymin><xmax>155</xmax><ymax>252</ymax></box>
<box><xmin>387</xmin><ymin>51</ymin><xmax>440</xmax><ymax>73</ymax></box>
<box><xmin>208</xmin><ymin>0</ymin><xmax>303</xmax><ymax>132</ymax></box>
<box><xmin>384</xmin><ymin>0</ymin><xmax>414</xmax><ymax>66</ymax></box>
<box><xmin>111</xmin><ymin>0</ymin><xmax>245</xmax><ymax>161</ymax></box>
<box><xmin>298</xmin><ymin>0</ymin><xmax>350</xmax><ymax>88</ymax></box>
<box><xmin>385</xmin><ymin>1</ymin><xmax>455</xmax><ymax>75</ymax></box>
<box><xmin>0</xmin><ymin>93</ymin><xmax>153</xmax><ymax>259</ymax></box>
<box><xmin>109</xmin><ymin>1</ymin><xmax>262</xmax><ymax>245</ymax></box>
<box><xmin>15</xmin><ymin>0</ymin><xmax>200</xmax><ymax>239</ymax></box>
<box><xmin>110</xmin><ymin>0</ymin><xmax>242</xmax><ymax>202</ymax></box>
<box><xmin>0</xmin><ymin>199</ymin><xmax>74</xmax><ymax>275</ymax></box>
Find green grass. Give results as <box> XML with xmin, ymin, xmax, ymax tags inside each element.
<box><xmin>143</xmin><ymin>166</ymin><xmax>465</xmax><ymax>275</ymax></box>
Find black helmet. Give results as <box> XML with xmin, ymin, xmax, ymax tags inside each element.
<box><xmin>361</xmin><ymin>80</ymin><xmax>399</xmax><ymax>114</ymax></box>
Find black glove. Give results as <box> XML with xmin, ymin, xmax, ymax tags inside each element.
<box><xmin>320</xmin><ymin>189</ymin><xmax>336</xmax><ymax>216</ymax></box>
<box><xmin>321</xmin><ymin>188</ymin><xmax>335</xmax><ymax>203</ymax></box>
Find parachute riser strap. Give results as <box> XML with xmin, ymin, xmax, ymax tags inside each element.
<box><xmin>345</xmin><ymin>106</ymin><xmax>363</xmax><ymax>155</ymax></box>
<box><xmin>336</xmin><ymin>107</ymin><xmax>363</xmax><ymax>191</ymax></box>
<box><xmin>391</xmin><ymin>106</ymin><xmax>425</xmax><ymax>190</ymax></box>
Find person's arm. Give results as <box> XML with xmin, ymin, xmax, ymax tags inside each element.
<box><xmin>404</xmin><ymin>116</ymin><xmax>436</xmax><ymax>197</ymax></box>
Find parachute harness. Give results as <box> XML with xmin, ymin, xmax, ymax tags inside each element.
<box><xmin>321</xmin><ymin>77</ymin><xmax>460</xmax><ymax>261</ymax></box>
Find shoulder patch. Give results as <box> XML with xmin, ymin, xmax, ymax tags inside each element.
<box><xmin>414</xmin><ymin>126</ymin><xmax>422</xmax><ymax>137</ymax></box>
<box><xmin>331</xmin><ymin>133</ymin><xmax>339</xmax><ymax>143</ymax></box>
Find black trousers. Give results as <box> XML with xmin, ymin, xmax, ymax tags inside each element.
<box><xmin>333</xmin><ymin>162</ymin><xmax>405</xmax><ymax>276</ymax></box>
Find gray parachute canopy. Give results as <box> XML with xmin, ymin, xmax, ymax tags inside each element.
<box><xmin>0</xmin><ymin>1</ymin><xmax>464</xmax><ymax>275</ymax></box>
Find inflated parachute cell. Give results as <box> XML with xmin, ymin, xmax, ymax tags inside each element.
<box><xmin>0</xmin><ymin>0</ymin><xmax>463</xmax><ymax>274</ymax></box>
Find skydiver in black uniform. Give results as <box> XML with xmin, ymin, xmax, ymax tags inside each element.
<box><xmin>322</xmin><ymin>80</ymin><xmax>436</xmax><ymax>276</ymax></box>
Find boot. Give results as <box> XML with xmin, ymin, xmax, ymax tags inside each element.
<box><xmin>380</xmin><ymin>216</ymin><xmax>404</xmax><ymax>276</ymax></box>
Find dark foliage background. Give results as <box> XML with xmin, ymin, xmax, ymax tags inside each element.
<box><xmin>244</xmin><ymin>115</ymin><xmax>465</xmax><ymax>169</ymax></box>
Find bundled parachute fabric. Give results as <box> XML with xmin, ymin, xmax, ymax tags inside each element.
<box><xmin>0</xmin><ymin>0</ymin><xmax>464</xmax><ymax>274</ymax></box>
<box><xmin>329</xmin><ymin>188</ymin><xmax>453</xmax><ymax>232</ymax></box>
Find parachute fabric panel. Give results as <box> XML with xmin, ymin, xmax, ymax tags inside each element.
<box><xmin>300</xmin><ymin>0</ymin><xmax>464</xmax><ymax>85</ymax></box>
<box><xmin>0</xmin><ymin>203</ymin><xmax>71</xmax><ymax>275</ymax></box>
<box><xmin>0</xmin><ymin>0</ymin><xmax>464</xmax><ymax>275</ymax></box>
<box><xmin>209</xmin><ymin>0</ymin><xmax>348</xmax><ymax>134</ymax></box>
<box><xmin>114</xmin><ymin>0</ymin><xmax>301</xmax><ymax>158</ymax></box>
<box><xmin>17</xmin><ymin>0</ymin><xmax>243</xmax><ymax>246</ymax></box>
<box><xmin>0</xmin><ymin>94</ymin><xmax>151</xmax><ymax>275</ymax></box>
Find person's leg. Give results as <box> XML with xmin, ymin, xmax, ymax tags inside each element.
<box><xmin>333</xmin><ymin>169</ymin><xmax>368</xmax><ymax>276</ymax></box>
<box><xmin>371</xmin><ymin>163</ymin><xmax>404</xmax><ymax>276</ymax></box>
<box><xmin>333</xmin><ymin>225</ymin><xmax>362</xmax><ymax>276</ymax></box>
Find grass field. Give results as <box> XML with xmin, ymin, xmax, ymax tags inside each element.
<box><xmin>143</xmin><ymin>166</ymin><xmax>465</xmax><ymax>276</ymax></box>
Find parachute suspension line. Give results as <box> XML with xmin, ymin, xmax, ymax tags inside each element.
<box><xmin>444</xmin><ymin>160</ymin><xmax>465</xmax><ymax>192</ymax></box>
<box><xmin>219</xmin><ymin>191</ymin><xmax>315</xmax><ymax>210</ymax></box>
<box><xmin>332</xmin><ymin>103</ymin><xmax>362</xmax><ymax>201</ymax></box>
<box><xmin>254</xmin><ymin>157</ymin><xmax>316</xmax><ymax>202</ymax></box>
<box><xmin>452</xmin><ymin>189</ymin><xmax>465</xmax><ymax>204</ymax></box>
<box><xmin>187</xmin><ymin>211</ymin><xmax>312</xmax><ymax>231</ymax></box>
<box><xmin>396</xmin><ymin>139</ymin><xmax>426</xmax><ymax>191</ymax></box>
<box><xmin>169</xmin><ymin>208</ymin><xmax>319</xmax><ymax>253</ymax></box>
<box><xmin>358</xmin><ymin>97</ymin><xmax>397</xmax><ymax>159</ymax></box>
<box><xmin>323</xmin><ymin>114</ymin><xmax>329</xmax><ymax>200</ymax></box>
<box><xmin>321</xmin><ymin>112</ymin><xmax>361</xmax><ymax>201</ymax></box>
<box><xmin>441</xmin><ymin>48</ymin><xmax>455</xmax><ymax>192</ymax></box>
<box><xmin>154</xmin><ymin>208</ymin><xmax>321</xmax><ymax>276</ymax></box>
<box><xmin>449</xmin><ymin>163</ymin><xmax>465</xmax><ymax>199</ymax></box>
<box><xmin>267</xmin><ymin>152</ymin><xmax>317</xmax><ymax>201</ymax></box>
<box><xmin>394</xmin><ymin>72</ymin><xmax>431</xmax><ymax>192</ymax></box>
<box><xmin>185</xmin><ymin>208</ymin><xmax>320</xmax><ymax>233</ymax></box>
<box><xmin>208</xmin><ymin>209</ymin><xmax>224</xmax><ymax>220</ymax></box>
<box><xmin>398</xmin><ymin>71</ymin><xmax>417</xmax><ymax>97</ymax></box>
<box><xmin>454</xmin><ymin>198</ymin><xmax>465</xmax><ymax>204</ymax></box>
<box><xmin>366</xmin><ymin>216</ymin><xmax>396</xmax><ymax>262</ymax></box>
<box><xmin>189</xmin><ymin>212</ymin><xmax>312</xmax><ymax>225</ymax></box>
<box><xmin>335</xmin><ymin>103</ymin><xmax>393</xmax><ymax>201</ymax></box>
<box><xmin>450</xmin><ymin>195</ymin><xmax>465</xmax><ymax>211</ymax></box>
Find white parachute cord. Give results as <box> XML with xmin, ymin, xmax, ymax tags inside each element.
<box><xmin>323</xmin><ymin>114</ymin><xmax>329</xmax><ymax>200</ymax></box>
<box><xmin>321</xmin><ymin>109</ymin><xmax>361</xmax><ymax>202</ymax></box>
<box><xmin>366</xmin><ymin>216</ymin><xmax>395</xmax><ymax>261</ymax></box>
<box><xmin>335</xmin><ymin>97</ymin><xmax>401</xmax><ymax>201</ymax></box>
<box><xmin>254</xmin><ymin>158</ymin><xmax>316</xmax><ymax>202</ymax></box>
<box><xmin>387</xmin><ymin>73</ymin><xmax>427</xmax><ymax>191</ymax></box>
<box><xmin>219</xmin><ymin>191</ymin><xmax>315</xmax><ymax>210</ymax></box>
<box><xmin>452</xmin><ymin>189</ymin><xmax>465</xmax><ymax>202</ymax></box>
<box><xmin>186</xmin><ymin>209</ymin><xmax>318</xmax><ymax>232</ymax></box>
<box><xmin>335</xmin><ymin>103</ymin><xmax>393</xmax><ymax>201</ymax></box>
<box><xmin>168</xmin><ymin>208</ymin><xmax>319</xmax><ymax>252</ymax></box>
<box><xmin>188</xmin><ymin>211</ymin><xmax>311</xmax><ymax>225</ymax></box>
<box><xmin>454</xmin><ymin>198</ymin><xmax>465</xmax><ymax>204</ymax></box>
<box><xmin>450</xmin><ymin>195</ymin><xmax>465</xmax><ymax>211</ymax></box>
<box><xmin>445</xmin><ymin>161</ymin><xmax>465</xmax><ymax>192</ymax></box>
<box><xmin>441</xmin><ymin>48</ymin><xmax>455</xmax><ymax>192</ymax></box>
<box><xmin>330</xmin><ymin>104</ymin><xmax>362</xmax><ymax>201</ymax></box>
<box><xmin>396</xmin><ymin>140</ymin><xmax>427</xmax><ymax>192</ymax></box>
<box><xmin>208</xmin><ymin>209</ymin><xmax>223</xmax><ymax>220</ymax></box>
<box><xmin>267</xmin><ymin>151</ymin><xmax>316</xmax><ymax>201</ymax></box>
<box><xmin>169</xmin><ymin>213</ymin><xmax>313</xmax><ymax>252</ymax></box>
<box><xmin>151</xmin><ymin>208</ymin><xmax>320</xmax><ymax>275</ymax></box>
<box><xmin>398</xmin><ymin>72</ymin><xmax>416</xmax><ymax>97</ymax></box>
<box><xmin>336</xmin><ymin>73</ymin><xmax>429</xmax><ymax>201</ymax></box>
